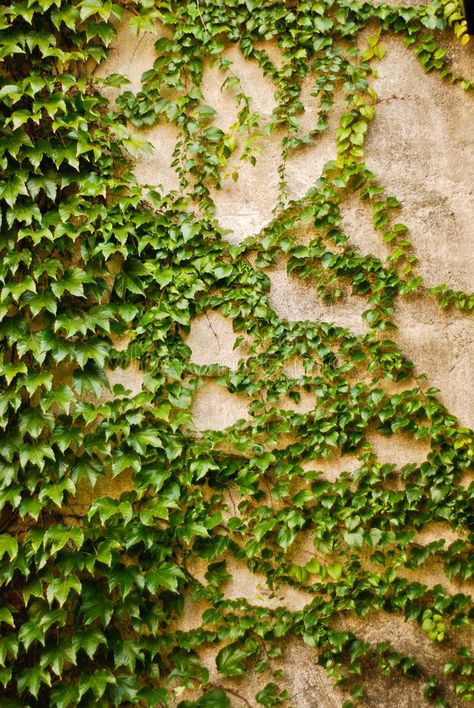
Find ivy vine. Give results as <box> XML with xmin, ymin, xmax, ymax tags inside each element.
<box><xmin>0</xmin><ymin>0</ymin><xmax>473</xmax><ymax>706</ymax></box>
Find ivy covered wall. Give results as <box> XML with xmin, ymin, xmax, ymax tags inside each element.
<box><xmin>0</xmin><ymin>0</ymin><xmax>473</xmax><ymax>706</ymax></box>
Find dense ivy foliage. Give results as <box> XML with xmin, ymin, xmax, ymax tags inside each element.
<box><xmin>0</xmin><ymin>0</ymin><xmax>473</xmax><ymax>705</ymax></box>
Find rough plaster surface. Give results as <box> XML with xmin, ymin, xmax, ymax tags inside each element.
<box><xmin>186</xmin><ymin>311</ymin><xmax>248</xmax><ymax>369</ymax></box>
<box><xmin>187</xmin><ymin>556</ymin><xmax>309</xmax><ymax>612</ymax></box>
<box><xmin>340</xmin><ymin>196</ymin><xmax>390</xmax><ymax>262</ymax></box>
<box><xmin>301</xmin><ymin>455</ymin><xmax>361</xmax><ymax>483</ymax></box>
<box><xmin>132</xmin><ymin>122</ymin><xmax>181</xmax><ymax>194</ymax></box>
<box><xmin>192</xmin><ymin>380</ymin><xmax>250</xmax><ymax>431</ymax></box>
<box><xmin>105</xmin><ymin>362</ymin><xmax>144</xmax><ymax>398</ymax></box>
<box><xmin>366</xmin><ymin>36</ymin><xmax>474</xmax><ymax>293</ymax></box>
<box><xmin>395</xmin><ymin>297</ymin><xmax>474</xmax><ymax>428</ymax></box>
<box><xmin>267</xmin><ymin>261</ymin><xmax>369</xmax><ymax>334</ymax></box>
<box><xmin>367</xmin><ymin>430</ymin><xmax>430</xmax><ymax>469</ymax></box>
<box><xmin>181</xmin><ymin>638</ymin><xmax>346</xmax><ymax>708</ymax></box>
<box><xmin>93</xmin><ymin>23</ymin><xmax>474</xmax><ymax>706</ymax></box>
<box><xmin>344</xmin><ymin>611</ymin><xmax>473</xmax><ymax>707</ymax></box>
<box><xmin>96</xmin><ymin>18</ymin><xmax>160</xmax><ymax>95</ymax></box>
<box><xmin>202</xmin><ymin>45</ymin><xmax>278</xmax><ymax>128</ymax></box>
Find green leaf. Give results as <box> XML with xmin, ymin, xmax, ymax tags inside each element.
<box><xmin>46</xmin><ymin>576</ymin><xmax>82</xmax><ymax>607</ymax></box>
<box><xmin>18</xmin><ymin>621</ymin><xmax>45</xmax><ymax>651</ymax></box>
<box><xmin>0</xmin><ymin>667</ymin><xmax>12</xmax><ymax>688</ymax></box>
<box><xmin>0</xmin><ymin>633</ymin><xmax>18</xmax><ymax>668</ymax></box>
<box><xmin>40</xmin><ymin>642</ymin><xmax>77</xmax><ymax>678</ymax></box>
<box><xmin>73</xmin><ymin>629</ymin><xmax>107</xmax><ymax>660</ymax></box>
<box><xmin>50</xmin><ymin>683</ymin><xmax>79</xmax><ymax>708</ymax></box>
<box><xmin>79</xmin><ymin>0</ymin><xmax>113</xmax><ymax>21</ymax></box>
<box><xmin>40</xmin><ymin>384</ymin><xmax>75</xmax><ymax>413</ymax></box>
<box><xmin>145</xmin><ymin>563</ymin><xmax>185</xmax><ymax>593</ymax></box>
<box><xmin>128</xmin><ymin>426</ymin><xmax>163</xmax><ymax>454</ymax></box>
<box><xmin>327</xmin><ymin>563</ymin><xmax>343</xmax><ymax>581</ymax></box>
<box><xmin>344</xmin><ymin>528</ymin><xmax>365</xmax><ymax>548</ymax></box>
<box><xmin>0</xmin><ymin>174</ymin><xmax>29</xmax><ymax>207</ymax></box>
<box><xmin>111</xmin><ymin>450</ymin><xmax>141</xmax><ymax>476</ymax></box>
<box><xmin>0</xmin><ymin>534</ymin><xmax>18</xmax><ymax>561</ymax></box>
<box><xmin>20</xmin><ymin>371</ymin><xmax>53</xmax><ymax>396</ymax></box>
<box><xmin>44</xmin><ymin>526</ymin><xmax>84</xmax><ymax>553</ymax></box>
<box><xmin>114</xmin><ymin>639</ymin><xmax>142</xmax><ymax>671</ymax></box>
<box><xmin>19</xmin><ymin>442</ymin><xmax>55</xmax><ymax>471</ymax></box>
<box><xmin>72</xmin><ymin>364</ymin><xmax>109</xmax><ymax>398</ymax></box>
<box><xmin>0</xmin><ymin>607</ymin><xmax>15</xmax><ymax>627</ymax></box>
<box><xmin>75</xmin><ymin>339</ymin><xmax>109</xmax><ymax>368</ymax></box>
<box><xmin>19</xmin><ymin>497</ymin><xmax>43</xmax><ymax>520</ymax></box>
<box><xmin>102</xmin><ymin>73</ymin><xmax>131</xmax><ymax>88</ymax></box>
<box><xmin>51</xmin><ymin>268</ymin><xmax>88</xmax><ymax>298</ymax></box>
<box><xmin>179</xmin><ymin>688</ymin><xmax>231</xmax><ymax>708</ymax></box>
<box><xmin>78</xmin><ymin>669</ymin><xmax>116</xmax><ymax>700</ymax></box>
<box><xmin>17</xmin><ymin>666</ymin><xmax>51</xmax><ymax>698</ymax></box>
<box><xmin>0</xmin><ymin>362</ymin><xmax>27</xmax><ymax>385</ymax></box>
<box><xmin>203</xmin><ymin>127</ymin><xmax>225</xmax><ymax>143</ymax></box>
<box><xmin>89</xmin><ymin>498</ymin><xmax>133</xmax><ymax>524</ymax></box>
<box><xmin>108</xmin><ymin>565</ymin><xmax>144</xmax><ymax>598</ymax></box>
<box><xmin>215</xmin><ymin>639</ymin><xmax>259</xmax><ymax>677</ymax></box>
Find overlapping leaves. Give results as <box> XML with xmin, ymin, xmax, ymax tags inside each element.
<box><xmin>0</xmin><ymin>0</ymin><xmax>473</xmax><ymax>706</ymax></box>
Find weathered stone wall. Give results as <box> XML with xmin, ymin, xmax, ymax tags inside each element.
<box><xmin>93</xmin><ymin>14</ymin><xmax>474</xmax><ymax>707</ymax></box>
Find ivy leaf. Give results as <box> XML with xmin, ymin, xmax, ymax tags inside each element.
<box><xmin>111</xmin><ymin>450</ymin><xmax>141</xmax><ymax>476</ymax></box>
<box><xmin>215</xmin><ymin>639</ymin><xmax>259</xmax><ymax>677</ymax></box>
<box><xmin>367</xmin><ymin>528</ymin><xmax>383</xmax><ymax>547</ymax></box>
<box><xmin>20</xmin><ymin>371</ymin><xmax>53</xmax><ymax>396</ymax></box>
<box><xmin>0</xmin><ymin>174</ymin><xmax>29</xmax><ymax>207</ymax></box>
<box><xmin>75</xmin><ymin>340</ymin><xmax>109</xmax><ymax>369</ymax></box>
<box><xmin>40</xmin><ymin>384</ymin><xmax>75</xmax><ymax>413</ymax></box>
<box><xmin>203</xmin><ymin>127</ymin><xmax>225</xmax><ymax>143</ymax></box>
<box><xmin>71</xmin><ymin>458</ymin><xmax>101</xmax><ymax>486</ymax></box>
<box><xmin>50</xmin><ymin>683</ymin><xmax>79</xmax><ymax>708</ymax></box>
<box><xmin>79</xmin><ymin>0</ymin><xmax>112</xmax><ymax>21</ymax></box>
<box><xmin>102</xmin><ymin>73</ymin><xmax>131</xmax><ymax>88</ymax></box>
<box><xmin>17</xmin><ymin>666</ymin><xmax>51</xmax><ymax>698</ymax></box>
<box><xmin>178</xmin><ymin>688</ymin><xmax>231</xmax><ymax>708</ymax></box>
<box><xmin>72</xmin><ymin>364</ymin><xmax>109</xmax><ymax>398</ymax></box>
<box><xmin>51</xmin><ymin>268</ymin><xmax>88</xmax><ymax>298</ymax></box>
<box><xmin>114</xmin><ymin>272</ymin><xmax>144</xmax><ymax>297</ymax></box>
<box><xmin>44</xmin><ymin>526</ymin><xmax>84</xmax><ymax>554</ymax></box>
<box><xmin>19</xmin><ymin>497</ymin><xmax>43</xmax><ymax>520</ymax></box>
<box><xmin>128</xmin><ymin>428</ymin><xmax>163</xmax><ymax>454</ymax></box>
<box><xmin>344</xmin><ymin>528</ymin><xmax>365</xmax><ymax>548</ymax></box>
<box><xmin>0</xmin><ymin>667</ymin><xmax>12</xmax><ymax>688</ymax></box>
<box><xmin>78</xmin><ymin>669</ymin><xmax>116</xmax><ymax>700</ymax></box>
<box><xmin>18</xmin><ymin>621</ymin><xmax>45</xmax><ymax>651</ymax></box>
<box><xmin>40</xmin><ymin>643</ymin><xmax>77</xmax><ymax>678</ymax></box>
<box><xmin>114</xmin><ymin>639</ymin><xmax>142</xmax><ymax>671</ymax></box>
<box><xmin>80</xmin><ymin>583</ymin><xmax>114</xmax><ymax>626</ymax></box>
<box><xmin>108</xmin><ymin>565</ymin><xmax>144</xmax><ymax>598</ymax></box>
<box><xmin>204</xmin><ymin>561</ymin><xmax>230</xmax><ymax>588</ymax></box>
<box><xmin>0</xmin><ymin>534</ymin><xmax>18</xmax><ymax>561</ymax></box>
<box><xmin>0</xmin><ymin>362</ymin><xmax>27</xmax><ymax>385</ymax></box>
<box><xmin>19</xmin><ymin>442</ymin><xmax>55</xmax><ymax>471</ymax></box>
<box><xmin>46</xmin><ymin>576</ymin><xmax>82</xmax><ymax>607</ymax></box>
<box><xmin>327</xmin><ymin>563</ymin><xmax>343</xmax><ymax>581</ymax></box>
<box><xmin>19</xmin><ymin>408</ymin><xmax>54</xmax><ymax>438</ymax></box>
<box><xmin>89</xmin><ymin>498</ymin><xmax>133</xmax><ymax>524</ymax></box>
<box><xmin>0</xmin><ymin>633</ymin><xmax>18</xmax><ymax>667</ymax></box>
<box><xmin>145</xmin><ymin>563</ymin><xmax>185</xmax><ymax>593</ymax></box>
<box><xmin>73</xmin><ymin>629</ymin><xmax>107</xmax><ymax>660</ymax></box>
<box><xmin>0</xmin><ymin>607</ymin><xmax>15</xmax><ymax>627</ymax></box>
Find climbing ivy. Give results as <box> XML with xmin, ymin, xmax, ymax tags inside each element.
<box><xmin>0</xmin><ymin>0</ymin><xmax>473</xmax><ymax>705</ymax></box>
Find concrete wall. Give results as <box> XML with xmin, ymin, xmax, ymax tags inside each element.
<box><xmin>94</xmin><ymin>15</ymin><xmax>474</xmax><ymax>707</ymax></box>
